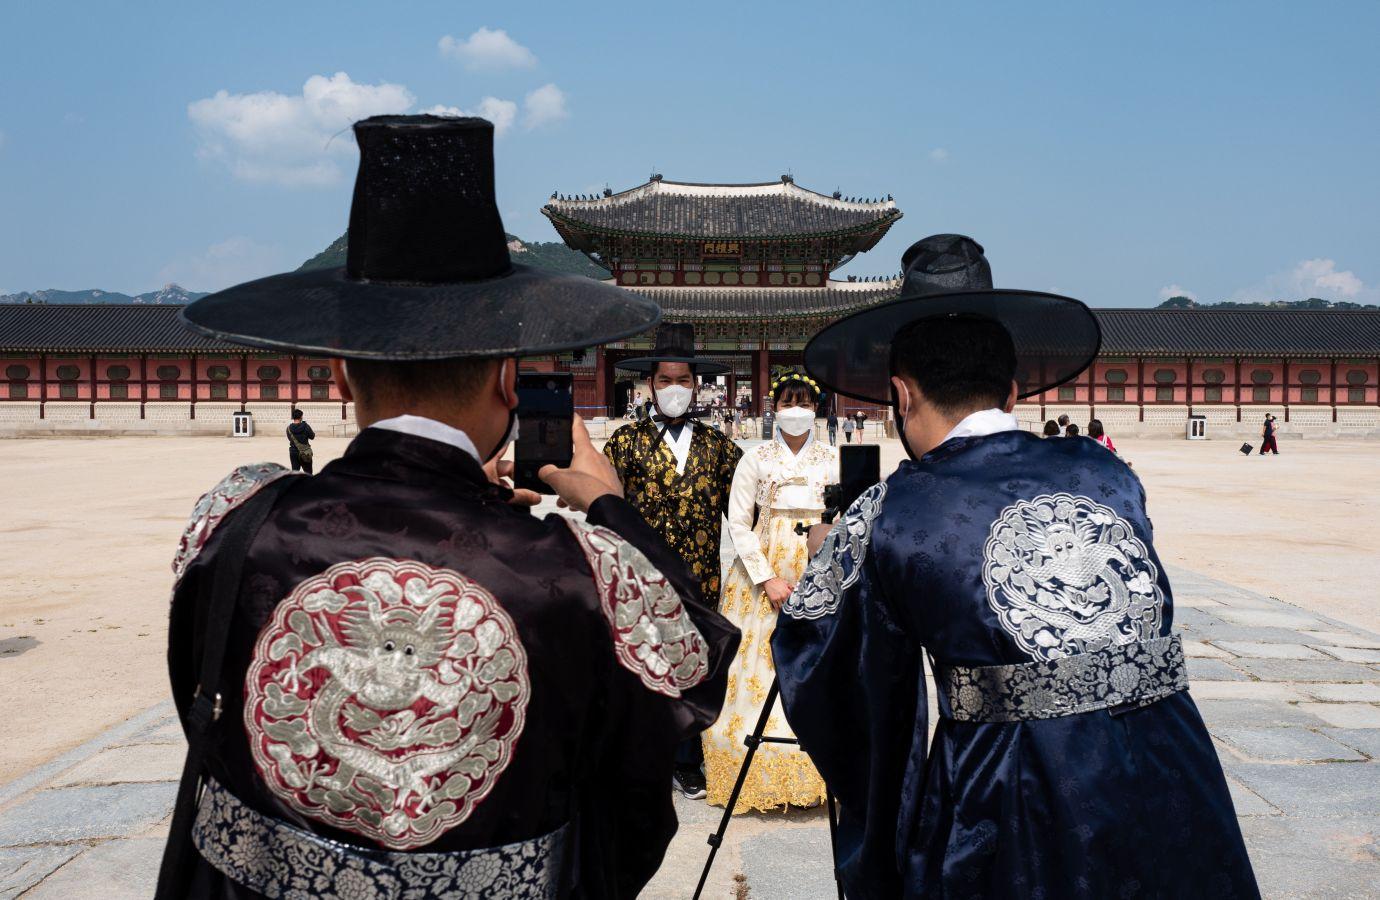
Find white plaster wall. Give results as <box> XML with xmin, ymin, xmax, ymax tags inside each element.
<box><xmin>191</xmin><ymin>402</ymin><xmax>244</xmax><ymax>434</ymax></box>
<box><xmin>0</xmin><ymin>402</ymin><xmax>42</xmax><ymax>426</ymax></box>
<box><xmin>143</xmin><ymin>402</ymin><xmax>193</xmax><ymax>425</ymax></box>
<box><xmin>93</xmin><ymin>402</ymin><xmax>144</xmax><ymax>426</ymax></box>
<box><xmin>1336</xmin><ymin>408</ymin><xmax>1380</xmax><ymax>427</ymax></box>
<box><xmin>42</xmin><ymin>401</ymin><xmax>91</xmax><ymax>423</ymax></box>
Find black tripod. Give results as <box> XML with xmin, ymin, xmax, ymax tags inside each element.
<box><xmin>692</xmin><ymin>675</ymin><xmax>845</xmax><ymax>899</ymax></box>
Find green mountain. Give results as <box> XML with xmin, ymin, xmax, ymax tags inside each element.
<box><xmin>0</xmin><ymin>284</ymin><xmax>209</xmax><ymax>305</ymax></box>
<box><xmin>1158</xmin><ymin>295</ymin><xmax>1378</xmax><ymax>310</ymax></box>
<box><xmin>298</xmin><ymin>231</ymin><xmax>608</xmax><ymax>279</ymax></box>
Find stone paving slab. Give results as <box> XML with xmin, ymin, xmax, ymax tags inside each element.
<box><xmin>1300</xmin><ymin>683</ymin><xmax>1380</xmax><ymax>703</ymax></box>
<box><xmin>1298</xmin><ymin>702</ymin><xmax>1380</xmax><ymax>729</ymax></box>
<box><xmin>1190</xmin><ymin>681</ymin><xmax>1307</xmax><ymax>702</ymax></box>
<box><xmin>1233</xmin><ymin>658</ymin><xmax>1380</xmax><ymax>683</ymax></box>
<box><xmin>1301</xmin><ymin>630</ymin><xmax>1380</xmax><ymax>650</ymax></box>
<box><xmin>0</xmin><ymin>782</ymin><xmax>175</xmax><ymax>847</ymax></box>
<box><xmin>48</xmin><ymin>742</ymin><xmax>184</xmax><ymax>788</ymax></box>
<box><xmin>1186</xmin><ymin>657</ymin><xmax>1251</xmax><ymax>681</ymax></box>
<box><xmin>1323</xmin><ymin>729</ymin><xmax>1380</xmax><ymax>758</ymax></box>
<box><xmin>1225</xmin><ymin>777</ymin><xmax>1282</xmax><ymax>817</ymax></box>
<box><xmin>1322</xmin><ymin>646</ymin><xmax>1380</xmax><ymax>664</ymax></box>
<box><xmin>1215</xmin><ymin>641</ymin><xmax>1329</xmax><ymax>660</ymax></box>
<box><xmin>1213</xmin><ymin>608</ymin><xmax>1330</xmax><ymax>630</ymax></box>
<box><xmin>17</xmin><ymin>837</ymin><xmax>162</xmax><ymax>899</ymax></box>
<box><xmin>1195</xmin><ymin>699</ymin><xmax>1333</xmax><ymax>729</ymax></box>
<box><xmin>1238</xmin><ymin>816</ymin><xmax>1380</xmax><ymax>900</ymax></box>
<box><xmin>0</xmin><ymin>847</ymin><xmax>80</xmax><ymax>900</ymax></box>
<box><xmin>1183</xmin><ymin>638</ymin><xmax>1233</xmax><ymax>659</ymax></box>
<box><xmin>1223</xmin><ymin>763</ymin><xmax>1380</xmax><ymax>817</ymax></box>
<box><xmin>1215</xmin><ymin>727</ymin><xmax>1366</xmax><ymax>762</ymax></box>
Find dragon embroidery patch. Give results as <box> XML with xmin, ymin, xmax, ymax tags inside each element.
<box><xmin>982</xmin><ymin>493</ymin><xmax>1164</xmax><ymax>662</ymax></box>
<box><xmin>172</xmin><ymin>463</ymin><xmax>295</xmax><ymax>584</ymax></box>
<box><xmin>244</xmin><ymin>558</ymin><xmax>529</xmax><ymax>850</ymax></box>
<box><xmin>566</xmin><ymin>520</ymin><xmax>710</xmax><ymax>697</ymax></box>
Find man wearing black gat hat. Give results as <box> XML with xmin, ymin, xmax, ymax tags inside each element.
<box><xmin>158</xmin><ymin>116</ymin><xmax>738</xmax><ymax>899</ymax></box>
<box><xmin>602</xmin><ymin>323</ymin><xmax>742</xmax><ymax>800</ymax></box>
<box><xmin>772</xmin><ymin>235</ymin><xmax>1259</xmax><ymax>898</ymax></box>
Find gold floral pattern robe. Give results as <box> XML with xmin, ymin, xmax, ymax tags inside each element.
<box><xmin>603</xmin><ymin>418</ymin><xmax>743</xmax><ymax>609</ymax></box>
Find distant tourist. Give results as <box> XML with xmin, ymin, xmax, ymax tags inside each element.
<box><xmin>1042</xmin><ymin>419</ymin><xmax>1060</xmax><ymax>436</ymax></box>
<box><xmin>1088</xmin><ymin>418</ymin><xmax>1117</xmax><ymax>453</ymax></box>
<box><xmin>827</xmin><ymin>409</ymin><xmax>839</xmax><ymax>445</ymax></box>
<box><xmin>1065</xmin><ymin>422</ymin><xmax>1081</xmax><ymax>437</ymax></box>
<box><xmin>842</xmin><ymin>414</ymin><xmax>855</xmax><ymax>443</ymax></box>
<box><xmin>286</xmin><ymin>408</ymin><xmax>315</xmax><ymax>474</ymax></box>
<box><xmin>1260</xmin><ymin>414</ymin><xmax>1280</xmax><ymax>455</ymax></box>
<box><xmin>1058</xmin><ymin>413</ymin><xmax>1070</xmax><ymax>435</ymax></box>
<box><xmin>853</xmin><ymin>409</ymin><xmax>868</xmax><ymax>442</ymax></box>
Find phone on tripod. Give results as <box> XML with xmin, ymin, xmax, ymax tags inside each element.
<box><xmin>514</xmin><ymin>371</ymin><xmax>573</xmax><ymax>495</ymax></box>
<box><xmin>829</xmin><ymin>444</ymin><xmax>881</xmax><ymax>522</ymax></box>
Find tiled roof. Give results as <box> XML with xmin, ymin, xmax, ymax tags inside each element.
<box><xmin>2</xmin><ymin>303</ymin><xmax>1377</xmax><ymax>357</ymax></box>
<box><xmin>1095</xmin><ymin>309</ymin><xmax>1380</xmax><ymax>356</ymax></box>
<box><xmin>629</xmin><ymin>280</ymin><xmax>903</xmax><ymax>320</ymax></box>
<box><xmin>0</xmin><ymin>304</ymin><xmax>245</xmax><ymax>352</ymax></box>
<box><xmin>543</xmin><ymin>178</ymin><xmax>901</xmax><ymax>244</ymax></box>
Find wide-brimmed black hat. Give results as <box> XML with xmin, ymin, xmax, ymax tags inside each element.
<box><xmin>803</xmin><ymin>234</ymin><xmax>1100</xmax><ymax>403</ymax></box>
<box><xmin>180</xmin><ymin>115</ymin><xmax>661</xmax><ymax>359</ymax></box>
<box><xmin>615</xmin><ymin>323</ymin><xmax>729</xmax><ymax>375</ymax></box>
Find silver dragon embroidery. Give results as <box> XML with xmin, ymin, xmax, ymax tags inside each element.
<box><xmin>982</xmin><ymin>493</ymin><xmax>1164</xmax><ymax>662</ymax></box>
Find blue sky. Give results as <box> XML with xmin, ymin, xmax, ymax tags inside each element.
<box><xmin>1</xmin><ymin>0</ymin><xmax>1377</xmax><ymax>306</ymax></box>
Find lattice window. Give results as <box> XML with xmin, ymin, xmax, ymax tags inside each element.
<box><xmin>1252</xmin><ymin>387</ymin><xmax>1271</xmax><ymax>403</ymax></box>
<box><xmin>1301</xmin><ymin>388</ymin><xmax>1319</xmax><ymax>403</ymax></box>
<box><xmin>208</xmin><ymin>365</ymin><xmax>231</xmax><ymax>381</ymax></box>
<box><xmin>5</xmin><ymin>364</ymin><xmax>29</xmax><ymax>380</ymax></box>
<box><xmin>1104</xmin><ymin>369</ymin><xmax>1128</xmax><ymax>384</ymax></box>
<box><xmin>307</xmin><ymin>365</ymin><xmax>331</xmax><ymax>381</ymax></box>
<box><xmin>1058</xmin><ymin>386</ymin><xmax>1076</xmax><ymax>401</ymax></box>
<box><xmin>56</xmin><ymin>365</ymin><xmax>81</xmax><ymax>380</ymax></box>
<box><xmin>261</xmin><ymin>384</ymin><xmax>279</xmax><ymax>400</ymax></box>
<box><xmin>210</xmin><ymin>383</ymin><xmax>229</xmax><ymax>399</ymax></box>
<box><xmin>257</xmin><ymin>365</ymin><xmax>281</xmax><ymax>381</ymax></box>
<box><xmin>1107</xmin><ymin>386</ymin><xmax>1125</xmax><ymax>402</ymax></box>
<box><xmin>1298</xmin><ymin>370</ymin><xmax>1321</xmax><ymax>385</ymax></box>
<box><xmin>1251</xmin><ymin>369</ymin><xmax>1274</xmax><ymax>385</ymax></box>
<box><xmin>1202</xmin><ymin>369</ymin><xmax>1226</xmax><ymax>384</ymax></box>
<box><xmin>1349</xmin><ymin>388</ymin><xmax>1366</xmax><ymax>403</ymax></box>
<box><xmin>1156</xmin><ymin>386</ymin><xmax>1174</xmax><ymax>402</ymax></box>
<box><xmin>310</xmin><ymin>384</ymin><xmax>330</xmax><ymax>400</ymax></box>
<box><xmin>160</xmin><ymin>384</ymin><xmax>178</xmax><ymax>399</ymax></box>
<box><xmin>156</xmin><ymin>365</ymin><xmax>181</xmax><ymax>380</ymax></box>
<box><xmin>1346</xmin><ymin>370</ymin><xmax>1368</xmax><ymax>385</ymax></box>
<box><xmin>60</xmin><ymin>383</ymin><xmax>78</xmax><ymax>399</ymax></box>
<box><xmin>1153</xmin><ymin>369</ymin><xmax>1176</xmax><ymax>384</ymax></box>
<box><xmin>110</xmin><ymin>383</ymin><xmax>129</xmax><ymax>399</ymax></box>
<box><xmin>1204</xmin><ymin>386</ymin><xmax>1223</xmax><ymax>403</ymax></box>
<box><xmin>8</xmin><ymin>384</ymin><xmax>27</xmax><ymax>399</ymax></box>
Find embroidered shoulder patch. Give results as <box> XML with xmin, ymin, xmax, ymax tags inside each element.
<box><xmin>244</xmin><ymin>558</ymin><xmax>530</xmax><ymax>850</ymax></box>
<box><xmin>783</xmin><ymin>482</ymin><xmax>887</xmax><ymax>621</ymax></box>
<box><xmin>172</xmin><ymin>463</ymin><xmax>296</xmax><ymax>584</ymax></box>
<box><xmin>982</xmin><ymin>492</ymin><xmax>1164</xmax><ymax>662</ymax></box>
<box><xmin>566</xmin><ymin>520</ymin><xmax>710</xmax><ymax>697</ymax></box>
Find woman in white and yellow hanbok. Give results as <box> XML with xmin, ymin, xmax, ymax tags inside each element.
<box><xmin>704</xmin><ymin>372</ymin><xmax>839</xmax><ymax>812</ymax></box>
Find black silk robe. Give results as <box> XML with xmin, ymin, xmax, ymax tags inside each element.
<box><xmin>167</xmin><ymin>428</ymin><xmax>739</xmax><ymax>898</ymax></box>
<box><xmin>602</xmin><ymin>419</ymin><xmax>742</xmax><ymax>609</ymax></box>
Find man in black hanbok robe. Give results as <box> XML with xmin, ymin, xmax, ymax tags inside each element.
<box><xmin>773</xmin><ymin>235</ymin><xmax>1259</xmax><ymax>899</ymax></box>
<box><xmin>157</xmin><ymin>115</ymin><xmax>738</xmax><ymax>899</ymax></box>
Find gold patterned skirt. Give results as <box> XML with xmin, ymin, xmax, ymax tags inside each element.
<box><xmin>705</xmin><ymin>508</ymin><xmax>827</xmax><ymax>813</ymax></box>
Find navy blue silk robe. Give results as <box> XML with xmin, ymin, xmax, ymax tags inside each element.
<box><xmin>773</xmin><ymin>431</ymin><xmax>1259</xmax><ymax>899</ymax></box>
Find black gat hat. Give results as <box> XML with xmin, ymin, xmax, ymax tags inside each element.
<box><xmin>804</xmin><ymin>234</ymin><xmax>1100</xmax><ymax>403</ymax></box>
<box><xmin>615</xmin><ymin>323</ymin><xmax>729</xmax><ymax>376</ymax></box>
<box><xmin>181</xmin><ymin>116</ymin><xmax>661</xmax><ymax>359</ymax></box>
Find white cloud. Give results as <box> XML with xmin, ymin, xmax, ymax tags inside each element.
<box><xmin>929</xmin><ymin>147</ymin><xmax>948</xmax><ymax>163</ymax></box>
<box><xmin>523</xmin><ymin>83</ymin><xmax>568</xmax><ymax>129</ymax></box>
<box><xmin>1158</xmin><ymin>284</ymin><xmax>1197</xmax><ymax>301</ymax></box>
<box><xmin>1231</xmin><ymin>258</ymin><xmax>1377</xmax><ymax>304</ymax></box>
<box><xmin>188</xmin><ymin>72</ymin><xmax>415</xmax><ymax>187</ymax></box>
<box><xmin>438</xmin><ymin>27</ymin><xmax>537</xmax><ymax>71</ymax></box>
<box><xmin>422</xmin><ymin>96</ymin><xmax>518</xmax><ymax>137</ymax></box>
<box><xmin>157</xmin><ymin>237</ymin><xmax>286</xmax><ymax>292</ymax></box>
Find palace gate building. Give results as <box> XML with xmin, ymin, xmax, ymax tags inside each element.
<box><xmin>2</xmin><ymin>174</ymin><xmax>1380</xmax><ymax>437</ymax></box>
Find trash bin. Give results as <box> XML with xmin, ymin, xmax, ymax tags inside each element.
<box><xmin>232</xmin><ymin>411</ymin><xmax>254</xmax><ymax>438</ymax></box>
<box><xmin>1186</xmin><ymin>414</ymin><xmax>1206</xmax><ymax>441</ymax></box>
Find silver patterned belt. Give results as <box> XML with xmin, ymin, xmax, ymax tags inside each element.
<box><xmin>192</xmin><ymin>778</ymin><xmax>568</xmax><ymax>899</ymax></box>
<box><xmin>937</xmin><ymin>634</ymin><xmax>1188</xmax><ymax>723</ymax></box>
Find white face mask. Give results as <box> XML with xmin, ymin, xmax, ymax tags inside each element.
<box><xmin>775</xmin><ymin>406</ymin><xmax>815</xmax><ymax>436</ymax></box>
<box><xmin>655</xmin><ymin>384</ymin><xmax>693</xmax><ymax>419</ymax></box>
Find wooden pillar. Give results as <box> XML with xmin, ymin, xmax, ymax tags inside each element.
<box><xmin>1136</xmin><ymin>357</ymin><xmax>1144</xmax><ymax>422</ymax></box>
<box><xmin>761</xmin><ymin>346</ymin><xmax>772</xmax><ymax>416</ymax></box>
<box><xmin>1282</xmin><ymin>358</ymin><xmax>1290</xmax><ymax>422</ymax></box>
<box><xmin>1330</xmin><ymin>358</ymin><xmax>1338</xmax><ymax>422</ymax></box>
<box><xmin>39</xmin><ymin>353</ymin><xmax>47</xmax><ymax>419</ymax></box>
<box><xmin>139</xmin><ymin>354</ymin><xmax>147</xmax><ymax>418</ymax></box>
<box><xmin>240</xmin><ymin>354</ymin><xmax>249</xmax><ymax>410</ymax></box>
<box><xmin>1087</xmin><ymin>362</ymin><xmax>1096</xmax><ymax>423</ymax></box>
<box><xmin>290</xmin><ymin>355</ymin><xmax>299</xmax><ymax>405</ymax></box>
<box><xmin>1234</xmin><ymin>357</ymin><xmax>1242</xmax><ymax>422</ymax></box>
<box><xmin>593</xmin><ymin>349</ymin><xmax>608</xmax><ymax>416</ymax></box>
<box><xmin>89</xmin><ymin>354</ymin><xmax>97</xmax><ymax>418</ymax></box>
<box><xmin>1185</xmin><ymin>355</ymin><xmax>1193</xmax><ymax>414</ymax></box>
<box><xmin>190</xmin><ymin>353</ymin><xmax>198</xmax><ymax>419</ymax></box>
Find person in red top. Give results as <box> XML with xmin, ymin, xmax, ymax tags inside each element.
<box><xmin>1087</xmin><ymin>418</ymin><xmax>1117</xmax><ymax>453</ymax></box>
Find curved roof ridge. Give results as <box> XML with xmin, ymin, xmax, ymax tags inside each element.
<box><xmin>547</xmin><ymin>177</ymin><xmax>896</xmax><ymax>211</ymax></box>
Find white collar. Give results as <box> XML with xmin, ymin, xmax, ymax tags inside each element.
<box><xmin>942</xmin><ymin>408</ymin><xmax>1020</xmax><ymax>444</ymax></box>
<box><xmin>774</xmin><ymin>426</ymin><xmax>815</xmax><ymax>456</ymax></box>
<box><xmin>368</xmin><ymin>414</ymin><xmax>482</xmax><ymax>464</ymax></box>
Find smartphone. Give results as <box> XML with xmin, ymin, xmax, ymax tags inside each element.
<box><xmin>514</xmin><ymin>371</ymin><xmax>573</xmax><ymax>495</ymax></box>
<box><xmin>835</xmin><ymin>444</ymin><xmax>881</xmax><ymax>514</ymax></box>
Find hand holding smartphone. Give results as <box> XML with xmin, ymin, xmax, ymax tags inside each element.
<box><xmin>514</xmin><ymin>372</ymin><xmax>574</xmax><ymax>495</ymax></box>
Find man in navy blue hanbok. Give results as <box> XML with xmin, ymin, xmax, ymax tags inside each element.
<box><xmin>773</xmin><ymin>235</ymin><xmax>1259</xmax><ymax>899</ymax></box>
